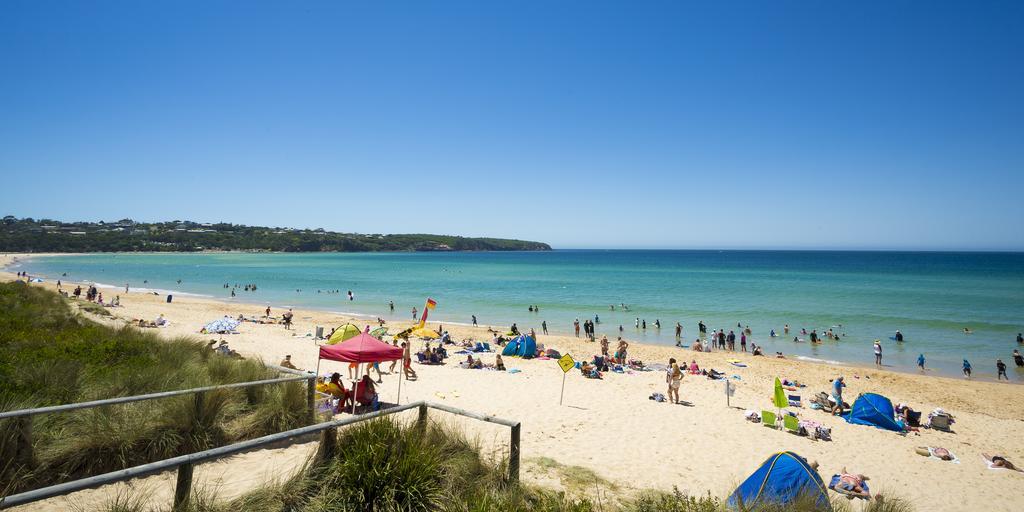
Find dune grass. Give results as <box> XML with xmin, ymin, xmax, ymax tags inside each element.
<box><xmin>0</xmin><ymin>282</ymin><xmax>310</xmax><ymax>495</ymax></box>
<box><xmin>84</xmin><ymin>417</ymin><xmax>913</xmax><ymax>512</ymax></box>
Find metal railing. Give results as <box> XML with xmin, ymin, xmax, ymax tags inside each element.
<box><xmin>0</xmin><ymin>401</ymin><xmax>521</xmax><ymax>510</ymax></box>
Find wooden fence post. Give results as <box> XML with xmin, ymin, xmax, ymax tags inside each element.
<box><xmin>15</xmin><ymin>416</ymin><xmax>35</xmax><ymax>469</ymax></box>
<box><xmin>173</xmin><ymin>463</ymin><xmax>194</xmax><ymax>510</ymax></box>
<box><xmin>306</xmin><ymin>378</ymin><xmax>316</xmax><ymax>424</ymax></box>
<box><xmin>317</xmin><ymin>428</ymin><xmax>337</xmax><ymax>461</ymax></box>
<box><xmin>417</xmin><ymin>403</ymin><xmax>428</xmax><ymax>433</ymax></box>
<box><xmin>509</xmin><ymin>422</ymin><xmax>520</xmax><ymax>484</ymax></box>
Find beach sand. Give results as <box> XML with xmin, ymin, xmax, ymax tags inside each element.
<box><xmin>4</xmin><ymin>253</ymin><xmax>1024</xmax><ymax>511</ymax></box>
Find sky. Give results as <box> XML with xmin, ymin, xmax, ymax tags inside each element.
<box><xmin>1</xmin><ymin>1</ymin><xmax>1022</xmax><ymax>250</ymax></box>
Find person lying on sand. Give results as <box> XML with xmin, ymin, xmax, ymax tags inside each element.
<box><xmin>984</xmin><ymin>454</ymin><xmax>1023</xmax><ymax>472</ymax></box>
<box><xmin>837</xmin><ymin>469</ymin><xmax>871</xmax><ymax>499</ymax></box>
<box><xmin>916</xmin><ymin>446</ymin><xmax>954</xmax><ymax>461</ymax></box>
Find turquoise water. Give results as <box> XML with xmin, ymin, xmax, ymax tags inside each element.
<box><xmin>15</xmin><ymin>251</ymin><xmax>1024</xmax><ymax>379</ymax></box>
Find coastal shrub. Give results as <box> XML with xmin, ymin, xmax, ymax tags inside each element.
<box><xmin>0</xmin><ymin>282</ymin><xmax>310</xmax><ymax>495</ymax></box>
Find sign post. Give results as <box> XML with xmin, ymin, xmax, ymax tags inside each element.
<box><xmin>557</xmin><ymin>354</ymin><xmax>575</xmax><ymax>406</ymax></box>
<box><xmin>725</xmin><ymin>379</ymin><xmax>735</xmax><ymax>407</ymax></box>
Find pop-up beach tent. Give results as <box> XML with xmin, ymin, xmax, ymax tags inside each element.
<box><xmin>327</xmin><ymin>323</ymin><xmax>361</xmax><ymax>345</ymax></box>
<box><xmin>501</xmin><ymin>337</ymin><xmax>520</xmax><ymax>356</ymax></box>
<box><xmin>203</xmin><ymin>317</ymin><xmax>240</xmax><ymax>334</ymax></box>
<box><xmin>515</xmin><ymin>335</ymin><xmax>537</xmax><ymax>358</ymax></box>
<box><xmin>317</xmin><ymin>332</ymin><xmax>404</xmax><ymax>413</ymax></box>
<box><xmin>845</xmin><ymin>393</ymin><xmax>902</xmax><ymax>432</ymax></box>
<box><xmin>727</xmin><ymin>451</ymin><xmax>830</xmax><ymax>510</ymax></box>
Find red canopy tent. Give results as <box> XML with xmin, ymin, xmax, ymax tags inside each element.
<box><xmin>316</xmin><ymin>331</ymin><xmax>404</xmax><ymax>414</ymax></box>
<box><xmin>318</xmin><ymin>332</ymin><xmax>403</xmax><ymax>363</ymax></box>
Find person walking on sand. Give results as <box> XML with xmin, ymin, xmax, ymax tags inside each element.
<box><xmin>401</xmin><ymin>342</ymin><xmax>417</xmax><ymax>380</ymax></box>
<box><xmin>962</xmin><ymin>359</ymin><xmax>972</xmax><ymax>378</ymax></box>
<box><xmin>574</xmin><ymin>319</ymin><xmax>580</xmax><ymax>337</ymax></box>
<box><xmin>831</xmin><ymin>376</ymin><xmax>846</xmax><ymax>416</ymax></box>
<box><xmin>600</xmin><ymin>335</ymin><xmax>609</xmax><ymax>357</ymax></box>
<box><xmin>282</xmin><ymin>309</ymin><xmax>293</xmax><ymax>330</ymax></box>
<box><xmin>997</xmin><ymin>359</ymin><xmax>1008</xmax><ymax>380</ymax></box>
<box><xmin>666</xmin><ymin>358</ymin><xmax>682</xmax><ymax>404</ymax></box>
<box><xmin>874</xmin><ymin>340</ymin><xmax>882</xmax><ymax>366</ymax></box>
<box><xmin>917</xmin><ymin>353</ymin><xmax>926</xmax><ymax>372</ymax></box>
<box><xmin>740</xmin><ymin>332</ymin><xmax>747</xmax><ymax>352</ymax></box>
<box><xmin>265</xmin><ymin>305</ymin><xmax>271</xmax><ymax>318</ymax></box>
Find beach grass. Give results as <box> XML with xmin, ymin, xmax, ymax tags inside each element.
<box><xmin>0</xmin><ymin>281</ymin><xmax>310</xmax><ymax>495</ymax></box>
<box><xmin>83</xmin><ymin>417</ymin><xmax>912</xmax><ymax>512</ymax></box>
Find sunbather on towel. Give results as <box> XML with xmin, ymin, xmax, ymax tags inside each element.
<box><xmin>837</xmin><ymin>469</ymin><xmax>871</xmax><ymax>498</ymax></box>
<box><xmin>984</xmin><ymin>453</ymin><xmax>1023</xmax><ymax>472</ymax></box>
<box><xmin>915</xmin><ymin>446</ymin><xmax>954</xmax><ymax>460</ymax></box>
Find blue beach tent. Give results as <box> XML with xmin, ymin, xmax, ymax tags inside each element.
<box><xmin>501</xmin><ymin>338</ymin><xmax>520</xmax><ymax>356</ymax></box>
<box><xmin>845</xmin><ymin>393</ymin><xmax>902</xmax><ymax>431</ymax></box>
<box><xmin>514</xmin><ymin>335</ymin><xmax>537</xmax><ymax>358</ymax></box>
<box><xmin>727</xmin><ymin>451</ymin><xmax>830</xmax><ymax>510</ymax></box>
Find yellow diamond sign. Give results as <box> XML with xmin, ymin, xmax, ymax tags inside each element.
<box><xmin>557</xmin><ymin>354</ymin><xmax>575</xmax><ymax>373</ymax></box>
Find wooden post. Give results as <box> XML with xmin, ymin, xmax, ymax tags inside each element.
<box><xmin>15</xmin><ymin>416</ymin><xmax>35</xmax><ymax>469</ymax></box>
<box><xmin>173</xmin><ymin>463</ymin><xmax>193</xmax><ymax>510</ymax></box>
<box><xmin>306</xmin><ymin>377</ymin><xmax>316</xmax><ymax>424</ymax></box>
<box><xmin>417</xmin><ymin>403</ymin><xmax>428</xmax><ymax>433</ymax></box>
<box><xmin>319</xmin><ymin>427</ymin><xmax>338</xmax><ymax>461</ymax></box>
<box><xmin>509</xmin><ymin>422</ymin><xmax>521</xmax><ymax>484</ymax></box>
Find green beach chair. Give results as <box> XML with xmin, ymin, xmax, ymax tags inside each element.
<box><xmin>761</xmin><ymin>410</ymin><xmax>777</xmax><ymax>428</ymax></box>
<box><xmin>784</xmin><ymin>414</ymin><xmax>801</xmax><ymax>435</ymax></box>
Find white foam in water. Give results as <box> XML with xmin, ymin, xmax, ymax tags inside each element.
<box><xmin>795</xmin><ymin>355</ymin><xmax>846</xmax><ymax>366</ymax></box>
<box><xmin>91</xmin><ymin>282</ymin><xmax>212</xmax><ymax>298</ymax></box>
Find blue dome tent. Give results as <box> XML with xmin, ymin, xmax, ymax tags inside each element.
<box><xmin>727</xmin><ymin>451</ymin><xmax>830</xmax><ymax>510</ymax></box>
<box><xmin>844</xmin><ymin>393</ymin><xmax>902</xmax><ymax>432</ymax></box>
<box><xmin>501</xmin><ymin>338</ymin><xmax>520</xmax><ymax>356</ymax></box>
<box><xmin>514</xmin><ymin>335</ymin><xmax>537</xmax><ymax>358</ymax></box>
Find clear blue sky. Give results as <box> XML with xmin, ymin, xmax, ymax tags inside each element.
<box><xmin>2</xmin><ymin>1</ymin><xmax>1022</xmax><ymax>250</ymax></box>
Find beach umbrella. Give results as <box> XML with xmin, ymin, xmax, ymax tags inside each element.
<box><xmin>204</xmin><ymin>317</ymin><xmax>240</xmax><ymax>334</ymax></box>
<box><xmin>773</xmin><ymin>377</ymin><xmax>788</xmax><ymax>409</ymax></box>
<box><xmin>327</xmin><ymin>323</ymin><xmax>361</xmax><ymax>345</ymax></box>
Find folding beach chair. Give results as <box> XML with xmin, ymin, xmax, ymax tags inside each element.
<box><xmin>930</xmin><ymin>414</ymin><xmax>952</xmax><ymax>432</ymax></box>
<box><xmin>788</xmin><ymin>394</ymin><xmax>802</xmax><ymax>407</ymax></box>
<box><xmin>784</xmin><ymin>414</ymin><xmax>802</xmax><ymax>435</ymax></box>
<box><xmin>761</xmin><ymin>410</ymin><xmax>778</xmax><ymax>428</ymax></box>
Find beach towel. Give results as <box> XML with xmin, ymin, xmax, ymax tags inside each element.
<box><xmin>828</xmin><ymin>475</ymin><xmax>870</xmax><ymax>499</ymax></box>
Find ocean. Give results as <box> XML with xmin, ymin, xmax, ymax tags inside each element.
<box><xmin>15</xmin><ymin>250</ymin><xmax>1024</xmax><ymax>379</ymax></box>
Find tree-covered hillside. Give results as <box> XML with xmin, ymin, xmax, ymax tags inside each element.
<box><xmin>0</xmin><ymin>217</ymin><xmax>551</xmax><ymax>253</ymax></box>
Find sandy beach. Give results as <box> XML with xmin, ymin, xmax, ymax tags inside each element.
<box><xmin>4</xmin><ymin>253</ymin><xmax>1024</xmax><ymax>511</ymax></box>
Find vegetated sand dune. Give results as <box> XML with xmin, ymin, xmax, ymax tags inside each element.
<box><xmin>4</xmin><ymin>254</ymin><xmax>1023</xmax><ymax>512</ymax></box>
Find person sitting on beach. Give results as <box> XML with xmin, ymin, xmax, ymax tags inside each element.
<box><xmin>328</xmin><ymin>375</ymin><xmax>353</xmax><ymax>413</ymax></box>
<box><xmin>155</xmin><ymin>314</ymin><xmax>167</xmax><ymax>326</ymax></box>
<box><xmin>836</xmin><ymin>469</ymin><xmax>871</xmax><ymax>499</ymax></box>
<box><xmin>464</xmin><ymin>355</ymin><xmax>483</xmax><ymax>369</ymax></box>
<box><xmin>509</xmin><ymin>323</ymin><xmax>519</xmax><ymax>335</ymax></box>
<box><xmin>495</xmin><ymin>354</ymin><xmax>506</xmax><ymax>371</ymax></box>
<box><xmin>580</xmin><ymin>361</ymin><xmax>601</xmax><ymax>379</ymax></box>
<box><xmin>751</xmin><ymin>344</ymin><xmax>763</xmax><ymax>356</ymax></box>
<box><xmin>280</xmin><ymin>355</ymin><xmax>298</xmax><ymax>370</ymax></box>
<box><xmin>983</xmin><ymin>453</ymin><xmax>1023</xmax><ymax>472</ymax></box>
<box><xmin>688</xmin><ymin>360</ymin><xmax>699</xmax><ymax>374</ymax></box>
<box><xmin>354</xmin><ymin>375</ymin><xmax>378</xmax><ymax>408</ymax></box>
